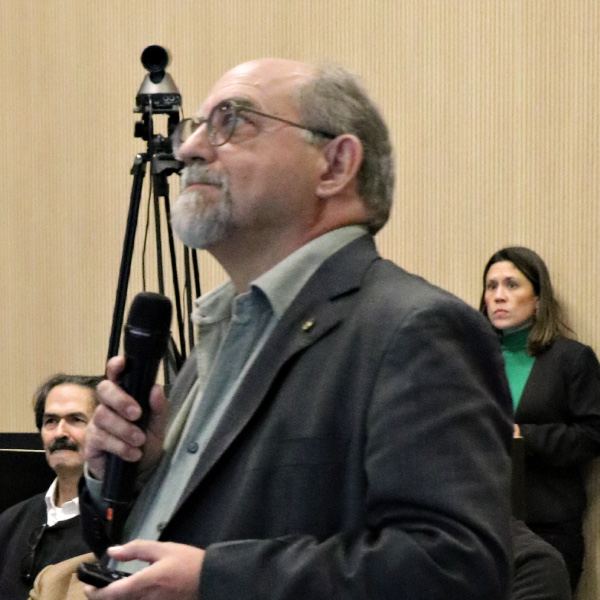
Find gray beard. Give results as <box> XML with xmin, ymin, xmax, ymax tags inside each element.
<box><xmin>171</xmin><ymin>167</ymin><xmax>233</xmax><ymax>249</ymax></box>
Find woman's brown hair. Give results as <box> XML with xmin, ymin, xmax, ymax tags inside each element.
<box><xmin>479</xmin><ymin>246</ymin><xmax>572</xmax><ymax>355</ymax></box>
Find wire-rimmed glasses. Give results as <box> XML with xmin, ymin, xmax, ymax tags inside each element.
<box><xmin>172</xmin><ymin>98</ymin><xmax>337</xmax><ymax>150</ymax></box>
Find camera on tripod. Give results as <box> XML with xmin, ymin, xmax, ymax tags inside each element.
<box><xmin>134</xmin><ymin>45</ymin><xmax>181</xmax><ymax>144</ymax></box>
<box><xmin>135</xmin><ymin>45</ymin><xmax>181</xmax><ymax>113</ymax></box>
<box><xmin>107</xmin><ymin>45</ymin><xmax>197</xmax><ymax>381</ymax></box>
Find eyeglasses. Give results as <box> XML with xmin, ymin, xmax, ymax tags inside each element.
<box><xmin>20</xmin><ymin>524</ymin><xmax>47</xmax><ymax>583</ymax></box>
<box><xmin>172</xmin><ymin>98</ymin><xmax>337</xmax><ymax>149</ymax></box>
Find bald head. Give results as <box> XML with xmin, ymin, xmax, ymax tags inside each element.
<box><xmin>200</xmin><ymin>58</ymin><xmax>317</xmax><ymax>127</ymax></box>
<box><xmin>218</xmin><ymin>58</ymin><xmax>317</xmax><ymax>93</ymax></box>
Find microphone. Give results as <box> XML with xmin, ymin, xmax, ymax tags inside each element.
<box><xmin>101</xmin><ymin>291</ymin><xmax>172</xmax><ymax>542</ymax></box>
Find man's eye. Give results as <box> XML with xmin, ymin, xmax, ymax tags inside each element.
<box><xmin>223</xmin><ymin>110</ymin><xmax>248</xmax><ymax>129</ymax></box>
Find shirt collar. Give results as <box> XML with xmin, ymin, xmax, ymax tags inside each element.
<box><xmin>45</xmin><ymin>478</ymin><xmax>80</xmax><ymax>526</ymax></box>
<box><xmin>191</xmin><ymin>226</ymin><xmax>368</xmax><ymax>324</ymax></box>
<box><xmin>253</xmin><ymin>225</ymin><xmax>367</xmax><ymax>318</ymax></box>
<box><xmin>191</xmin><ymin>280</ymin><xmax>236</xmax><ymax>327</ymax></box>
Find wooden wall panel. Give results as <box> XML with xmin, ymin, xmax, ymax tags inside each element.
<box><xmin>0</xmin><ymin>1</ymin><xmax>598</xmax><ymax>595</ymax></box>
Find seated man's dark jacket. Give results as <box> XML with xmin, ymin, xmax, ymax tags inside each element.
<box><xmin>0</xmin><ymin>492</ymin><xmax>89</xmax><ymax>600</ymax></box>
<box><xmin>81</xmin><ymin>235</ymin><xmax>514</xmax><ymax>600</ymax></box>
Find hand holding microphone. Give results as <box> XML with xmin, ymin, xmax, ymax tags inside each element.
<box><xmin>84</xmin><ymin>292</ymin><xmax>172</xmax><ymax>542</ymax></box>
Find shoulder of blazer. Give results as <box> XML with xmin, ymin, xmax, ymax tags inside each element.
<box><xmin>291</xmin><ymin>233</ymin><xmax>458</xmax><ymax>314</ymax></box>
<box><xmin>518</xmin><ymin>337</ymin><xmax>594</xmax><ymax>413</ymax></box>
<box><xmin>533</xmin><ymin>337</ymin><xmax>593</xmax><ymax>369</ymax></box>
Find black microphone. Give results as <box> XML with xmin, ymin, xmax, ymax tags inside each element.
<box><xmin>101</xmin><ymin>291</ymin><xmax>172</xmax><ymax>542</ymax></box>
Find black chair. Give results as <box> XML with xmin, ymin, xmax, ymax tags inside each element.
<box><xmin>0</xmin><ymin>433</ymin><xmax>54</xmax><ymax>513</ymax></box>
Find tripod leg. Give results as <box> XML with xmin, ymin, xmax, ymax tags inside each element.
<box><xmin>107</xmin><ymin>155</ymin><xmax>147</xmax><ymax>361</ymax></box>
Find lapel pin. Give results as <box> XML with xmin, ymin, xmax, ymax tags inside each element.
<box><xmin>301</xmin><ymin>318</ymin><xmax>315</xmax><ymax>332</ymax></box>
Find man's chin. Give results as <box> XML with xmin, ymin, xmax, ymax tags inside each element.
<box><xmin>48</xmin><ymin>450</ymin><xmax>82</xmax><ymax>469</ymax></box>
<box><xmin>172</xmin><ymin>214</ymin><xmax>231</xmax><ymax>250</ymax></box>
<box><xmin>172</xmin><ymin>190</ymin><xmax>232</xmax><ymax>249</ymax></box>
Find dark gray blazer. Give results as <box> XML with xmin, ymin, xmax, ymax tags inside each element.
<box><xmin>83</xmin><ymin>235</ymin><xmax>514</xmax><ymax>600</ymax></box>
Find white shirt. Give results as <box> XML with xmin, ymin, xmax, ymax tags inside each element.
<box><xmin>44</xmin><ymin>478</ymin><xmax>80</xmax><ymax>527</ymax></box>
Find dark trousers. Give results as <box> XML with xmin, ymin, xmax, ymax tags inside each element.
<box><xmin>528</xmin><ymin>519</ymin><xmax>584</xmax><ymax>592</ymax></box>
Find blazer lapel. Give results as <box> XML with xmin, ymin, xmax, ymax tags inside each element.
<box><xmin>176</xmin><ymin>235</ymin><xmax>380</xmax><ymax>509</ymax></box>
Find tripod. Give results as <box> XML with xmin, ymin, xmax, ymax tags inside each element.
<box><xmin>106</xmin><ymin>46</ymin><xmax>200</xmax><ymax>387</ymax></box>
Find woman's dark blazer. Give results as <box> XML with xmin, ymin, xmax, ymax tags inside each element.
<box><xmin>516</xmin><ymin>337</ymin><xmax>600</xmax><ymax>523</ymax></box>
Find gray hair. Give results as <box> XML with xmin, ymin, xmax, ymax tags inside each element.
<box><xmin>295</xmin><ymin>64</ymin><xmax>395</xmax><ymax>234</ymax></box>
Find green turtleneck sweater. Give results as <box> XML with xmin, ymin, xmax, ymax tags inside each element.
<box><xmin>501</xmin><ymin>327</ymin><xmax>535</xmax><ymax>410</ymax></box>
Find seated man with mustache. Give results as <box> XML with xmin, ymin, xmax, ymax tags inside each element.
<box><xmin>0</xmin><ymin>373</ymin><xmax>102</xmax><ymax>600</ymax></box>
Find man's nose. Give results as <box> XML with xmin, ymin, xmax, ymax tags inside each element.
<box><xmin>55</xmin><ymin>418</ymin><xmax>70</xmax><ymax>437</ymax></box>
<box><xmin>176</xmin><ymin>123</ymin><xmax>215</xmax><ymax>165</ymax></box>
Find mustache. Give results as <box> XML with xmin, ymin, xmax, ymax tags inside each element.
<box><xmin>181</xmin><ymin>164</ymin><xmax>225</xmax><ymax>189</ymax></box>
<box><xmin>49</xmin><ymin>437</ymin><xmax>79</xmax><ymax>453</ymax></box>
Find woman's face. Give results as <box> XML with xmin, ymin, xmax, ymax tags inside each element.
<box><xmin>484</xmin><ymin>260</ymin><xmax>539</xmax><ymax>330</ymax></box>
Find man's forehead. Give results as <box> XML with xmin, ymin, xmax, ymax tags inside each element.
<box><xmin>45</xmin><ymin>384</ymin><xmax>95</xmax><ymax>412</ymax></box>
<box><xmin>43</xmin><ymin>409</ymin><xmax>88</xmax><ymax>418</ymax></box>
<box><xmin>202</xmin><ymin>58</ymin><xmax>315</xmax><ymax>113</ymax></box>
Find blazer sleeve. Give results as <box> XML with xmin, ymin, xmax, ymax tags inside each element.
<box><xmin>198</xmin><ymin>298</ymin><xmax>513</xmax><ymax>600</ymax></box>
<box><xmin>519</xmin><ymin>341</ymin><xmax>600</xmax><ymax>468</ymax></box>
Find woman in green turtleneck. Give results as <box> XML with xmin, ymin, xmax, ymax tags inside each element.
<box><xmin>480</xmin><ymin>246</ymin><xmax>600</xmax><ymax>593</ymax></box>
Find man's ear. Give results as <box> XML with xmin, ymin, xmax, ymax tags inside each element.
<box><xmin>316</xmin><ymin>134</ymin><xmax>363</xmax><ymax>199</ymax></box>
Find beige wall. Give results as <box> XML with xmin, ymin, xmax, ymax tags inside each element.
<box><xmin>3</xmin><ymin>0</ymin><xmax>598</xmax><ymax>426</ymax></box>
<box><xmin>1</xmin><ymin>0</ymin><xmax>599</xmax><ymax>595</ymax></box>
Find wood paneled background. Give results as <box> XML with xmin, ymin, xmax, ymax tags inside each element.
<box><xmin>1</xmin><ymin>1</ymin><xmax>598</xmax><ymax>596</ymax></box>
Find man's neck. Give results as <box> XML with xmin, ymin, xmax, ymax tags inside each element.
<box><xmin>54</xmin><ymin>473</ymin><xmax>81</xmax><ymax>507</ymax></box>
<box><xmin>210</xmin><ymin>236</ymin><xmax>304</xmax><ymax>292</ymax></box>
<box><xmin>210</xmin><ymin>224</ymin><xmax>336</xmax><ymax>292</ymax></box>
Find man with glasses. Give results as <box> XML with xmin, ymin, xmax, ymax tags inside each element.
<box><xmin>0</xmin><ymin>374</ymin><xmax>101</xmax><ymax>599</ymax></box>
<box><xmin>81</xmin><ymin>59</ymin><xmax>513</xmax><ymax>600</ymax></box>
